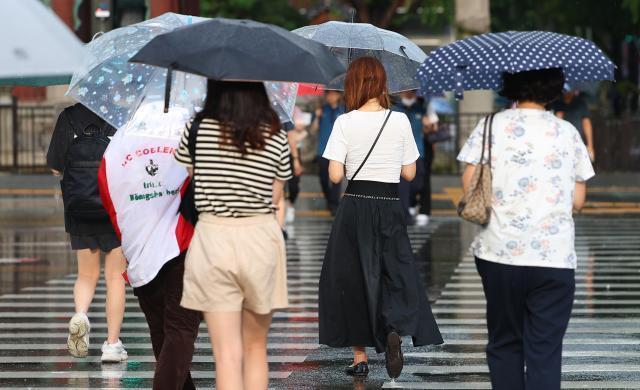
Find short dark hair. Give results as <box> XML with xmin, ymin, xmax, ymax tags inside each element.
<box><xmin>499</xmin><ymin>68</ymin><xmax>565</xmax><ymax>104</ymax></box>
<box><xmin>197</xmin><ymin>80</ymin><xmax>280</xmax><ymax>154</ymax></box>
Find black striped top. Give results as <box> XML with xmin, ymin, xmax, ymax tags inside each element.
<box><xmin>175</xmin><ymin>118</ymin><xmax>292</xmax><ymax>217</ymax></box>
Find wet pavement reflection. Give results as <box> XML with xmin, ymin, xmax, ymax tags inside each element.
<box><xmin>1</xmin><ymin>216</ymin><xmax>640</xmax><ymax>388</ymax></box>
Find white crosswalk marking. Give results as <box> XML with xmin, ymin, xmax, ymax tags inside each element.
<box><xmin>4</xmin><ymin>216</ymin><xmax>640</xmax><ymax>388</ymax></box>
<box><xmin>0</xmin><ymin>216</ymin><xmax>441</xmax><ymax>389</ymax></box>
<box><xmin>386</xmin><ymin>217</ymin><xmax>640</xmax><ymax>389</ymax></box>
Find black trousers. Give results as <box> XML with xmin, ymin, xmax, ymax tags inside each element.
<box><xmin>475</xmin><ymin>258</ymin><xmax>575</xmax><ymax>390</ymax></box>
<box><xmin>318</xmin><ymin>157</ymin><xmax>341</xmax><ymax>210</ymax></box>
<box><xmin>135</xmin><ymin>254</ymin><xmax>202</xmax><ymax>390</ymax></box>
<box><xmin>420</xmin><ymin>151</ymin><xmax>433</xmax><ymax>215</ymax></box>
<box><xmin>288</xmin><ymin>153</ymin><xmax>301</xmax><ymax>204</ymax></box>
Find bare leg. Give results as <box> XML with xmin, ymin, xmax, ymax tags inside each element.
<box><xmin>104</xmin><ymin>247</ymin><xmax>126</xmax><ymax>344</ymax></box>
<box><xmin>353</xmin><ymin>347</ymin><xmax>368</xmax><ymax>365</ymax></box>
<box><xmin>204</xmin><ymin>311</ymin><xmax>243</xmax><ymax>390</ymax></box>
<box><xmin>242</xmin><ymin>309</ymin><xmax>272</xmax><ymax>390</ymax></box>
<box><xmin>74</xmin><ymin>249</ymin><xmax>100</xmax><ymax>314</ymax></box>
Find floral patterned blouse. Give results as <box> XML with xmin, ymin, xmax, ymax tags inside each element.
<box><xmin>457</xmin><ymin>108</ymin><xmax>595</xmax><ymax>269</ymax></box>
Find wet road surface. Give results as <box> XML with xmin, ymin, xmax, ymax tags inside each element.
<box><xmin>1</xmin><ymin>216</ymin><xmax>640</xmax><ymax>388</ymax></box>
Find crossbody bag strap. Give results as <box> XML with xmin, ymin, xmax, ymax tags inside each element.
<box><xmin>188</xmin><ymin>116</ymin><xmax>203</xmax><ymax>164</ymax></box>
<box><xmin>350</xmin><ymin>110</ymin><xmax>392</xmax><ymax>181</ymax></box>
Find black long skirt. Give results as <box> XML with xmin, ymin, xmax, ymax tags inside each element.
<box><xmin>318</xmin><ymin>181</ymin><xmax>443</xmax><ymax>353</ymax></box>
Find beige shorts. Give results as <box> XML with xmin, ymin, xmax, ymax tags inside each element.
<box><xmin>181</xmin><ymin>213</ymin><xmax>288</xmax><ymax>314</ymax></box>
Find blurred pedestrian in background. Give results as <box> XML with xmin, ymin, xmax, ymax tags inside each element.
<box><xmin>285</xmin><ymin>107</ymin><xmax>310</xmax><ymax>225</ymax></box>
<box><xmin>47</xmin><ymin>103</ymin><xmax>127</xmax><ymax>363</ymax></box>
<box><xmin>311</xmin><ymin>90</ymin><xmax>345</xmax><ymax>215</ymax></box>
<box><xmin>319</xmin><ymin>57</ymin><xmax>442</xmax><ymax>379</ymax></box>
<box><xmin>277</xmin><ymin>114</ymin><xmax>307</xmax><ymax>239</ymax></box>
<box><xmin>458</xmin><ymin>68</ymin><xmax>594</xmax><ymax>390</ymax></box>
<box><xmin>552</xmin><ymin>85</ymin><xmax>596</xmax><ymax>162</ymax></box>
<box><xmin>393</xmin><ymin>90</ymin><xmax>438</xmax><ymax>226</ymax></box>
<box><xmin>175</xmin><ymin>80</ymin><xmax>291</xmax><ymax>390</ymax></box>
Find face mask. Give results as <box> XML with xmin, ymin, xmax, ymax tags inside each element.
<box><xmin>402</xmin><ymin>97</ymin><xmax>416</xmax><ymax>107</ymax></box>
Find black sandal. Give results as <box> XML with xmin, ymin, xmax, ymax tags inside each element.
<box><xmin>385</xmin><ymin>331</ymin><xmax>403</xmax><ymax>378</ymax></box>
<box><xmin>345</xmin><ymin>361</ymin><xmax>369</xmax><ymax>377</ymax></box>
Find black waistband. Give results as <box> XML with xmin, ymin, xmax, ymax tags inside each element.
<box><xmin>345</xmin><ymin>180</ymin><xmax>399</xmax><ymax>198</ymax></box>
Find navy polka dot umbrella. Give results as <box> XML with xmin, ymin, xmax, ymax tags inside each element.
<box><xmin>416</xmin><ymin>31</ymin><xmax>615</xmax><ymax>99</ymax></box>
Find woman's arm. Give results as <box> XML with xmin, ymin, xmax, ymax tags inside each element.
<box><xmin>272</xmin><ymin>179</ymin><xmax>287</xmax><ymax>206</ymax></box>
<box><xmin>400</xmin><ymin>162</ymin><xmax>417</xmax><ymax>181</ymax></box>
<box><xmin>461</xmin><ymin>164</ymin><xmax>476</xmax><ymax>193</ymax></box>
<box><xmin>582</xmin><ymin>117</ymin><xmax>595</xmax><ymax>162</ymax></box>
<box><xmin>573</xmin><ymin>181</ymin><xmax>587</xmax><ymax>212</ymax></box>
<box><xmin>328</xmin><ymin>160</ymin><xmax>345</xmax><ymax>184</ymax></box>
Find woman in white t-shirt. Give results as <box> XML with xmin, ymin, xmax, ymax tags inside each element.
<box><xmin>457</xmin><ymin>68</ymin><xmax>595</xmax><ymax>390</ymax></box>
<box><xmin>318</xmin><ymin>57</ymin><xmax>443</xmax><ymax>379</ymax></box>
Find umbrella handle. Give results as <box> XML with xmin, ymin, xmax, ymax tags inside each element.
<box><xmin>164</xmin><ymin>66</ymin><xmax>174</xmax><ymax>113</ymax></box>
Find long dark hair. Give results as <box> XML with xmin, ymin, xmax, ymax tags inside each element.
<box><xmin>196</xmin><ymin>80</ymin><xmax>280</xmax><ymax>154</ymax></box>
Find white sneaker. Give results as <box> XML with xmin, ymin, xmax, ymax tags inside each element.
<box><xmin>67</xmin><ymin>312</ymin><xmax>90</xmax><ymax>358</ymax></box>
<box><xmin>409</xmin><ymin>207</ymin><xmax>417</xmax><ymax>218</ymax></box>
<box><xmin>101</xmin><ymin>340</ymin><xmax>128</xmax><ymax>363</ymax></box>
<box><xmin>286</xmin><ymin>206</ymin><xmax>296</xmax><ymax>223</ymax></box>
<box><xmin>416</xmin><ymin>214</ymin><xmax>430</xmax><ymax>226</ymax></box>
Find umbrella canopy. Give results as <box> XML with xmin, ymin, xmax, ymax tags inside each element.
<box><xmin>293</xmin><ymin>21</ymin><xmax>427</xmax><ymax>93</ymax></box>
<box><xmin>67</xmin><ymin>13</ymin><xmax>206</xmax><ymax>129</ymax></box>
<box><xmin>417</xmin><ymin>31</ymin><xmax>615</xmax><ymax>99</ymax></box>
<box><xmin>0</xmin><ymin>0</ymin><xmax>85</xmax><ymax>86</ymax></box>
<box><xmin>67</xmin><ymin>13</ymin><xmax>298</xmax><ymax>128</ymax></box>
<box><xmin>129</xmin><ymin>18</ymin><xmax>344</xmax><ymax>85</ymax></box>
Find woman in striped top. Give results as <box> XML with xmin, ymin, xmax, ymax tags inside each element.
<box><xmin>175</xmin><ymin>80</ymin><xmax>292</xmax><ymax>390</ymax></box>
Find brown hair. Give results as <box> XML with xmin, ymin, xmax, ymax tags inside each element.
<box><xmin>196</xmin><ymin>80</ymin><xmax>280</xmax><ymax>154</ymax></box>
<box><xmin>343</xmin><ymin>57</ymin><xmax>390</xmax><ymax>112</ymax></box>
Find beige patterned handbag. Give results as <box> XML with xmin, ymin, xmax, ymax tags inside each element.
<box><xmin>457</xmin><ymin>113</ymin><xmax>495</xmax><ymax>226</ymax></box>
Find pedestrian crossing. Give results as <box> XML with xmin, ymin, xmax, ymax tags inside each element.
<box><xmin>2</xmin><ymin>216</ymin><xmax>640</xmax><ymax>388</ymax></box>
<box><xmin>0</xmin><ymin>217</ymin><xmax>437</xmax><ymax>388</ymax></box>
<box><xmin>387</xmin><ymin>217</ymin><xmax>640</xmax><ymax>389</ymax></box>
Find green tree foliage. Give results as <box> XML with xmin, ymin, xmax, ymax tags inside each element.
<box><xmin>200</xmin><ymin>0</ymin><xmax>307</xmax><ymax>30</ymax></box>
<box><xmin>340</xmin><ymin>0</ymin><xmax>453</xmax><ymax>30</ymax></box>
<box><xmin>490</xmin><ymin>0</ymin><xmax>640</xmax><ymax>50</ymax></box>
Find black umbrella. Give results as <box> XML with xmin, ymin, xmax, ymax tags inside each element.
<box><xmin>130</xmin><ymin>18</ymin><xmax>345</xmax><ymax>85</ymax></box>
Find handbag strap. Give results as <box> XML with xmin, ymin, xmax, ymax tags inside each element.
<box><xmin>479</xmin><ymin>113</ymin><xmax>495</xmax><ymax>167</ymax></box>
<box><xmin>350</xmin><ymin>110</ymin><xmax>392</xmax><ymax>181</ymax></box>
<box><xmin>188</xmin><ymin>116</ymin><xmax>203</xmax><ymax>164</ymax></box>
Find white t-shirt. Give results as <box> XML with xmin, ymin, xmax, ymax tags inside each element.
<box><xmin>322</xmin><ymin>110</ymin><xmax>419</xmax><ymax>183</ymax></box>
<box><xmin>457</xmin><ymin>108</ymin><xmax>595</xmax><ymax>269</ymax></box>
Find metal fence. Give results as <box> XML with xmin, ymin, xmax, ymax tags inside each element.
<box><xmin>0</xmin><ymin>102</ymin><xmax>637</xmax><ymax>173</ymax></box>
<box><xmin>0</xmin><ymin>98</ymin><xmax>57</xmax><ymax>173</ymax></box>
<box><xmin>432</xmin><ymin>113</ymin><xmax>487</xmax><ymax>174</ymax></box>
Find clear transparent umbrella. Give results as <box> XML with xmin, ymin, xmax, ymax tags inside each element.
<box><xmin>67</xmin><ymin>13</ymin><xmax>296</xmax><ymax>128</ymax></box>
<box><xmin>293</xmin><ymin>21</ymin><xmax>426</xmax><ymax>93</ymax></box>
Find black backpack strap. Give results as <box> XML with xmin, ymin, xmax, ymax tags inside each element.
<box><xmin>350</xmin><ymin>110</ymin><xmax>392</xmax><ymax>181</ymax></box>
<box><xmin>188</xmin><ymin>116</ymin><xmax>203</xmax><ymax>165</ymax></box>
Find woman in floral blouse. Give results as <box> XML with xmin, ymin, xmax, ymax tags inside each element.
<box><xmin>457</xmin><ymin>68</ymin><xmax>594</xmax><ymax>390</ymax></box>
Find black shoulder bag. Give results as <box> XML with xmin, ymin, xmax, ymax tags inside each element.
<box><xmin>349</xmin><ymin>110</ymin><xmax>392</xmax><ymax>182</ymax></box>
<box><xmin>178</xmin><ymin>117</ymin><xmax>203</xmax><ymax>226</ymax></box>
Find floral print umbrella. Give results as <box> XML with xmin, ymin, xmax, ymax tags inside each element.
<box><xmin>67</xmin><ymin>13</ymin><xmax>296</xmax><ymax>129</ymax></box>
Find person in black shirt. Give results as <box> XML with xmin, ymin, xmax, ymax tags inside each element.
<box><xmin>47</xmin><ymin>103</ymin><xmax>127</xmax><ymax>362</ymax></box>
<box><xmin>552</xmin><ymin>88</ymin><xmax>596</xmax><ymax>162</ymax></box>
